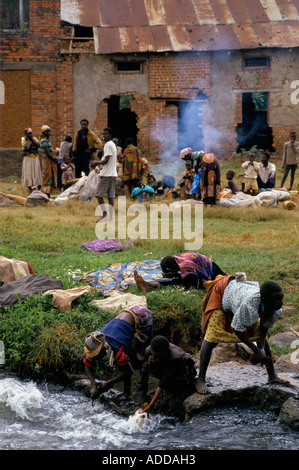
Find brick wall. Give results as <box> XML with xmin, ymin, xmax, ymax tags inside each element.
<box><xmin>149</xmin><ymin>52</ymin><xmax>211</xmax><ymax>161</ymax></box>
<box><xmin>0</xmin><ymin>0</ymin><xmax>73</xmax><ymax>151</ymax></box>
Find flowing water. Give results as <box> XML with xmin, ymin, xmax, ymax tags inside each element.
<box><xmin>0</xmin><ymin>374</ymin><xmax>298</xmax><ymax>451</ymax></box>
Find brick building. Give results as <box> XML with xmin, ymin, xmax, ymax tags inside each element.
<box><xmin>1</xmin><ymin>0</ymin><xmax>299</xmax><ymax>175</ymax></box>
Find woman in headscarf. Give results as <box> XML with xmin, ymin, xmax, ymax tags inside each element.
<box><xmin>21</xmin><ymin>128</ymin><xmax>42</xmax><ymax>191</ymax></box>
<box><xmin>200</xmin><ymin>153</ymin><xmax>221</xmax><ymax>205</ymax></box>
<box><xmin>39</xmin><ymin>125</ymin><xmax>57</xmax><ymax>196</ymax></box>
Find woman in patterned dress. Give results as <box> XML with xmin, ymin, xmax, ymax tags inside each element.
<box><xmin>40</xmin><ymin>125</ymin><xmax>57</xmax><ymax>196</ymax></box>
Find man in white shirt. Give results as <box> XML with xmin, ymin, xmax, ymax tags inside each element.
<box><xmin>90</xmin><ymin>127</ymin><xmax>117</xmax><ymax>222</ymax></box>
<box><xmin>257</xmin><ymin>152</ymin><xmax>276</xmax><ymax>189</ymax></box>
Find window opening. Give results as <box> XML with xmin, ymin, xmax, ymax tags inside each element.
<box><xmin>244</xmin><ymin>57</ymin><xmax>270</xmax><ymax>68</ymax></box>
<box><xmin>107</xmin><ymin>95</ymin><xmax>138</xmax><ymax>149</ymax></box>
<box><xmin>74</xmin><ymin>25</ymin><xmax>93</xmax><ymax>38</ymax></box>
<box><xmin>0</xmin><ymin>0</ymin><xmax>29</xmax><ymax>30</ymax></box>
<box><xmin>115</xmin><ymin>62</ymin><xmax>142</xmax><ymax>73</ymax></box>
<box><xmin>236</xmin><ymin>92</ymin><xmax>274</xmax><ymax>152</ymax></box>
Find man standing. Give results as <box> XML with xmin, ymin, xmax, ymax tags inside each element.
<box><xmin>257</xmin><ymin>152</ymin><xmax>276</xmax><ymax>189</ymax></box>
<box><xmin>91</xmin><ymin>127</ymin><xmax>117</xmax><ymax>222</ymax></box>
<box><xmin>280</xmin><ymin>131</ymin><xmax>298</xmax><ymax>190</ymax></box>
<box><xmin>73</xmin><ymin>119</ymin><xmax>102</xmax><ymax>178</ymax></box>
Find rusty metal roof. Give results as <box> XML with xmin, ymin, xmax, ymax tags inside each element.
<box><xmin>61</xmin><ymin>0</ymin><xmax>299</xmax><ymax>53</ymax></box>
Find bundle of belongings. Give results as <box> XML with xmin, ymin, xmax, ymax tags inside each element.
<box><xmin>219</xmin><ymin>189</ymin><xmax>293</xmax><ymax>208</ymax></box>
<box><xmin>80</xmin><ymin>239</ymin><xmax>134</xmax><ymax>254</ymax></box>
<box><xmin>0</xmin><ymin>256</ymin><xmax>34</xmax><ymax>283</ymax></box>
<box><xmin>0</xmin><ymin>256</ymin><xmax>94</xmax><ymax>312</ymax></box>
<box><xmin>55</xmin><ymin>176</ymin><xmax>88</xmax><ymax>205</ymax></box>
<box><xmin>0</xmin><ymin>273</ymin><xmax>63</xmax><ymax>307</ymax></box>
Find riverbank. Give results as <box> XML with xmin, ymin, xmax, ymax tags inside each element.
<box><xmin>0</xmin><ymin>173</ymin><xmax>298</xmax><ymax>382</ymax></box>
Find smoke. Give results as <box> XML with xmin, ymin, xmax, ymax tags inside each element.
<box><xmin>151</xmin><ymin>99</ymin><xmax>226</xmax><ymax>171</ymax></box>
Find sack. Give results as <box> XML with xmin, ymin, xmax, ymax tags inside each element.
<box><xmin>81</xmin><ymin>170</ymin><xmax>99</xmax><ymax>198</ymax></box>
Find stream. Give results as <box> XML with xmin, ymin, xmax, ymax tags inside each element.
<box><xmin>0</xmin><ymin>374</ymin><xmax>298</xmax><ymax>451</ymax></box>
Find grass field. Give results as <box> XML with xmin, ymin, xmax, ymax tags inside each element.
<box><xmin>0</xmin><ymin>158</ymin><xmax>298</xmax><ymax>379</ymax></box>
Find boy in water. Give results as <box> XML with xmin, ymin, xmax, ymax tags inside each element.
<box><xmin>135</xmin><ymin>335</ymin><xmax>196</xmax><ymax>415</ymax></box>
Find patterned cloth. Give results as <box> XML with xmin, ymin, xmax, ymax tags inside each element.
<box><xmin>200</xmin><ymin>153</ymin><xmax>221</xmax><ymax>204</ymax></box>
<box><xmin>40</xmin><ymin>137</ymin><xmax>57</xmax><ymax>193</ymax></box>
<box><xmin>74</xmin><ymin>259</ymin><xmax>170</xmax><ymax>294</ymax></box>
<box><xmin>204</xmin><ymin>308</ymin><xmax>260</xmax><ymax>343</ymax></box>
<box><xmin>222</xmin><ymin>279</ymin><xmax>281</xmax><ymax>332</ymax></box>
<box><xmin>173</xmin><ymin>252</ymin><xmax>213</xmax><ymax>281</ymax></box>
<box><xmin>201</xmin><ymin>275</ymin><xmax>234</xmax><ymax>333</ymax></box>
<box><xmin>122</xmin><ymin>144</ymin><xmax>142</xmax><ymax>181</ymax></box>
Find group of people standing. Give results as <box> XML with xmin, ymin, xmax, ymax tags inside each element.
<box><xmin>20</xmin><ymin>120</ymin><xmax>154</xmax><ymax>204</ymax></box>
<box><xmin>21</xmin><ymin>124</ymin><xmax>298</xmax><ymax>201</ymax></box>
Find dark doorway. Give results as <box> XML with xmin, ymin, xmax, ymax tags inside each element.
<box><xmin>107</xmin><ymin>95</ymin><xmax>138</xmax><ymax>150</ymax></box>
<box><xmin>177</xmin><ymin>99</ymin><xmax>205</xmax><ymax>151</ymax></box>
<box><xmin>236</xmin><ymin>92</ymin><xmax>274</xmax><ymax>152</ymax></box>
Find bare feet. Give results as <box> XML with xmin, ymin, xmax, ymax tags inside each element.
<box><xmin>196</xmin><ymin>381</ymin><xmax>211</xmax><ymax>395</ymax></box>
<box><xmin>134</xmin><ymin>270</ymin><xmax>148</xmax><ymax>292</ymax></box>
<box><xmin>134</xmin><ymin>270</ymin><xmax>159</xmax><ymax>292</ymax></box>
<box><xmin>268</xmin><ymin>376</ymin><xmax>290</xmax><ymax>385</ymax></box>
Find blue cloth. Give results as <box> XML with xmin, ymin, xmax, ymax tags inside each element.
<box><xmin>162</xmin><ymin>175</ymin><xmax>175</xmax><ymax>189</ymax></box>
<box><xmin>74</xmin><ymin>259</ymin><xmax>171</xmax><ymax>294</ymax></box>
<box><xmin>101</xmin><ymin>318</ymin><xmax>135</xmax><ymax>352</ymax></box>
<box><xmin>189</xmin><ymin>170</ymin><xmax>201</xmax><ymax>196</ymax></box>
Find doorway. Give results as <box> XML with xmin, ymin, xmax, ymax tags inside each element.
<box><xmin>236</xmin><ymin>92</ymin><xmax>274</xmax><ymax>152</ymax></box>
<box><xmin>177</xmin><ymin>99</ymin><xmax>205</xmax><ymax>151</ymax></box>
<box><xmin>107</xmin><ymin>95</ymin><xmax>138</xmax><ymax>150</ymax></box>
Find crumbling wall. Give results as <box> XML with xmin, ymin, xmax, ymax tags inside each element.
<box><xmin>210</xmin><ymin>48</ymin><xmax>299</xmax><ymax>159</ymax></box>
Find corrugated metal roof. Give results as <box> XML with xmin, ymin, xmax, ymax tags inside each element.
<box><xmin>61</xmin><ymin>0</ymin><xmax>299</xmax><ymax>53</ymax></box>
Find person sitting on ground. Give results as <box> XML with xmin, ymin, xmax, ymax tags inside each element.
<box><xmin>135</xmin><ymin>335</ymin><xmax>196</xmax><ymax>415</ymax></box>
<box><xmin>239</xmin><ymin>152</ymin><xmax>260</xmax><ymax>195</ymax></box>
<box><xmin>196</xmin><ymin>276</ymin><xmax>289</xmax><ymax>395</ymax></box>
<box><xmin>178</xmin><ymin>159</ymin><xmax>195</xmax><ymax>198</ymax></box>
<box><xmin>84</xmin><ymin>306</ymin><xmax>154</xmax><ymax>402</ymax></box>
<box><xmin>141</xmin><ymin>158</ymin><xmax>156</xmax><ymax>187</ymax></box>
<box><xmin>225</xmin><ymin>170</ymin><xmax>239</xmax><ymax>194</ymax></box>
<box><xmin>257</xmin><ymin>152</ymin><xmax>276</xmax><ymax>189</ymax></box>
<box><xmin>134</xmin><ymin>252</ymin><xmax>226</xmax><ymax>292</ymax></box>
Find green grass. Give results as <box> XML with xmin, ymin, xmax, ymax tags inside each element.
<box><xmin>0</xmin><ymin>165</ymin><xmax>298</xmax><ymax>379</ymax></box>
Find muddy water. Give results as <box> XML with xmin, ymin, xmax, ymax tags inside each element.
<box><xmin>0</xmin><ymin>375</ymin><xmax>298</xmax><ymax>451</ymax></box>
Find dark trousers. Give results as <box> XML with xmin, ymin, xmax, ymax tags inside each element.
<box><xmin>75</xmin><ymin>153</ymin><xmax>90</xmax><ymax>178</ymax></box>
<box><xmin>281</xmin><ymin>164</ymin><xmax>297</xmax><ymax>189</ymax></box>
<box><xmin>257</xmin><ymin>175</ymin><xmax>275</xmax><ymax>189</ymax></box>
